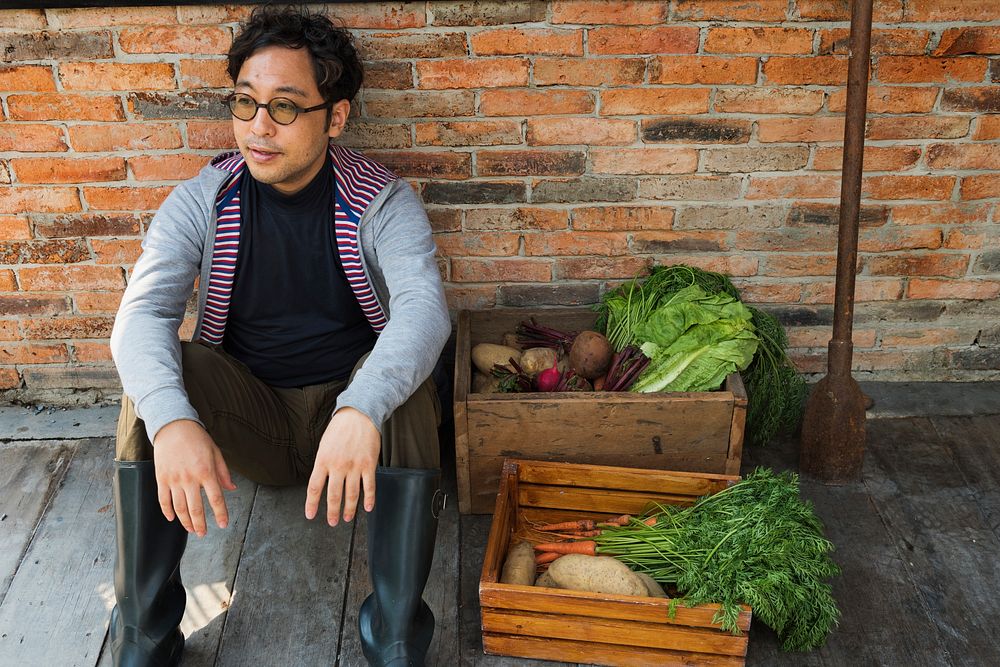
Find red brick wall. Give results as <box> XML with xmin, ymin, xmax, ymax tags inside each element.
<box><xmin>1</xmin><ymin>1</ymin><xmax>998</xmax><ymax>401</ymax></box>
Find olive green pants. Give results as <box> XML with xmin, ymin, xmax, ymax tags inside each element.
<box><xmin>115</xmin><ymin>341</ymin><xmax>441</xmax><ymax>484</ymax></box>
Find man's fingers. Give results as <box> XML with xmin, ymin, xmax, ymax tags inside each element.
<box><xmin>327</xmin><ymin>473</ymin><xmax>344</xmax><ymax>527</ymax></box>
<box><xmin>171</xmin><ymin>487</ymin><xmax>193</xmax><ymax>533</ymax></box>
<box><xmin>362</xmin><ymin>467</ymin><xmax>376</xmax><ymax>513</ymax></box>
<box><xmin>214</xmin><ymin>449</ymin><xmax>237</xmax><ymax>491</ymax></box>
<box><xmin>342</xmin><ymin>473</ymin><xmax>360</xmax><ymax>523</ymax></box>
<box><xmin>204</xmin><ymin>480</ymin><xmax>229</xmax><ymax>530</ymax></box>
<box><xmin>157</xmin><ymin>478</ymin><xmax>176</xmax><ymax>522</ymax></box>
<box><xmin>305</xmin><ymin>469</ymin><xmax>326</xmax><ymax>520</ymax></box>
<box><xmin>185</xmin><ymin>487</ymin><xmax>208</xmax><ymax>537</ymax></box>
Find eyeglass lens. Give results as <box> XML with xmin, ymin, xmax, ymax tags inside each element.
<box><xmin>228</xmin><ymin>93</ymin><xmax>299</xmax><ymax>125</ymax></box>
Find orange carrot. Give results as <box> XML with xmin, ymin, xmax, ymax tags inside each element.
<box><xmin>535</xmin><ymin>551</ymin><xmax>562</xmax><ymax>565</ymax></box>
<box><xmin>538</xmin><ymin>519</ymin><xmax>595</xmax><ymax>532</ymax></box>
<box><xmin>599</xmin><ymin>514</ymin><xmax>632</xmax><ymax>526</ymax></box>
<box><xmin>533</xmin><ymin>541</ymin><xmax>597</xmax><ymax>555</ymax></box>
<box><xmin>642</xmin><ymin>516</ymin><xmax>658</xmax><ymax>526</ymax></box>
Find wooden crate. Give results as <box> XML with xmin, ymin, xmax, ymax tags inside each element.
<box><xmin>480</xmin><ymin>458</ymin><xmax>751</xmax><ymax>667</ymax></box>
<box><xmin>454</xmin><ymin>308</ymin><xmax>748</xmax><ymax>514</ymax></box>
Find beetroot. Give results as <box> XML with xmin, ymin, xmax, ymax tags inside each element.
<box><xmin>536</xmin><ymin>359</ymin><xmax>561</xmax><ymax>392</ymax></box>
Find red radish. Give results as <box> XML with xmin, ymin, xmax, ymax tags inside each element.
<box><xmin>535</xmin><ymin>359</ymin><xmax>561</xmax><ymax>392</ymax></box>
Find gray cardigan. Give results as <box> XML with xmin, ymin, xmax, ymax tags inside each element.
<box><xmin>111</xmin><ymin>153</ymin><xmax>451</xmax><ymax>444</ymax></box>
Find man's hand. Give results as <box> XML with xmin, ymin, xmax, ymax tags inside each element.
<box><xmin>305</xmin><ymin>407</ymin><xmax>380</xmax><ymax>526</ymax></box>
<box><xmin>153</xmin><ymin>419</ymin><xmax>237</xmax><ymax>537</ymax></box>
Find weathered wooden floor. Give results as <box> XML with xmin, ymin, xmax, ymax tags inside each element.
<box><xmin>2</xmin><ymin>409</ymin><xmax>1000</xmax><ymax>666</ymax></box>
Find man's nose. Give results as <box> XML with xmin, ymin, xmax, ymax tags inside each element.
<box><xmin>249</xmin><ymin>104</ymin><xmax>276</xmax><ymax>135</ymax></box>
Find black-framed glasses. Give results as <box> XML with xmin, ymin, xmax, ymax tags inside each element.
<box><xmin>225</xmin><ymin>92</ymin><xmax>331</xmax><ymax>125</ymax></box>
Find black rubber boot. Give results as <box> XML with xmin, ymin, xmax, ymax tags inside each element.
<box><xmin>109</xmin><ymin>460</ymin><xmax>188</xmax><ymax>667</ymax></box>
<box><xmin>358</xmin><ymin>467</ymin><xmax>446</xmax><ymax>666</ymax></box>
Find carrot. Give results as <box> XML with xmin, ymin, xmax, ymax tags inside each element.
<box><xmin>532</xmin><ymin>540</ymin><xmax>597</xmax><ymax>556</ymax></box>
<box><xmin>642</xmin><ymin>516</ymin><xmax>658</xmax><ymax>527</ymax></box>
<box><xmin>599</xmin><ymin>514</ymin><xmax>632</xmax><ymax>527</ymax></box>
<box><xmin>535</xmin><ymin>551</ymin><xmax>562</xmax><ymax>565</ymax></box>
<box><xmin>538</xmin><ymin>519</ymin><xmax>595</xmax><ymax>532</ymax></box>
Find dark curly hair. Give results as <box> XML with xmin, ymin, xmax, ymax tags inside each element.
<box><xmin>227</xmin><ymin>5</ymin><xmax>364</xmax><ymax>106</ymax></box>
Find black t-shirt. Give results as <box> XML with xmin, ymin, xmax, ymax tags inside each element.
<box><xmin>222</xmin><ymin>153</ymin><xmax>377</xmax><ymax>387</ymax></box>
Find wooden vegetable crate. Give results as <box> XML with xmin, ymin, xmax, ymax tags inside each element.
<box><xmin>454</xmin><ymin>308</ymin><xmax>748</xmax><ymax>514</ymax></box>
<box><xmin>480</xmin><ymin>458</ymin><xmax>751</xmax><ymax>667</ymax></box>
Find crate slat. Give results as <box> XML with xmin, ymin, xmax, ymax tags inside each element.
<box><xmin>482</xmin><ymin>633</ymin><xmax>746</xmax><ymax>667</ymax></box>
<box><xmin>516</xmin><ymin>459</ymin><xmax>736</xmax><ymax>496</ymax></box>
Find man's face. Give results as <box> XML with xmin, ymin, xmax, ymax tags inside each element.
<box><xmin>232</xmin><ymin>45</ymin><xmax>348</xmax><ymax>195</ymax></box>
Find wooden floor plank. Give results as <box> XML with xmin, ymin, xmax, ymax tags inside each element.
<box><xmin>0</xmin><ymin>441</ymin><xmax>73</xmax><ymax>605</ymax></box>
<box><xmin>214</xmin><ymin>483</ymin><xmax>354</xmax><ymax>666</ymax></box>
<box><xmin>930</xmin><ymin>415</ymin><xmax>1000</xmax><ymax>543</ymax></box>
<box><xmin>0</xmin><ymin>438</ymin><xmax>115</xmax><ymax>667</ymax></box>
<box><xmin>865</xmin><ymin>418</ymin><xmax>1000</xmax><ymax>666</ymax></box>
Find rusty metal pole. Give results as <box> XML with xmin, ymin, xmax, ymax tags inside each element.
<box><xmin>799</xmin><ymin>0</ymin><xmax>874</xmax><ymax>482</ymax></box>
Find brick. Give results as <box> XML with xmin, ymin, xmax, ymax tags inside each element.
<box><xmin>119</xmin><ymin>26</ymin><xmax>230</xmax><ymax>55</ymax></box>
<box><xmin>973</xmin><ymin>250</ymin><xmax>1000</xmax><ymax>273</ymax></box>
<box><xmin>0</xmin><ymin>9</ymin><xmax>46</xmax><ymax>29</ymax></box>
<box><xmin>333</xmin><ymin>2</ymin><xmax>425</xmax><ymax>29</ymax></box>
<box><xmin>866</xmin><ymin>116</ymin><xmax>970</xmax><ymax>140</ymax></box>
<box><xmin>862</xmin><ymin>175</ymin><xmax>955</xmax><ymax>201</ymax></box>
<box><xmin>960</xmin><ymin>175</ymin><xmax>1000</xmax><ymax>201</ymax></box>
<box><xmin>812</xmin><ymin>146</ymin><xmax>921</xmax><ymax>171</ymax></box>
<box><xmin>72</xmin><ymin>341</ymin><xmax>113</xmax><ymax>363</ymax></box>
<box><xmin>178</xmin><ymin>59</ymin><xmax>230</xmax><ymax>89</ymax></box>
<box><xmin>430</xmin><ymin>1</ymin><xmax>544</xmax><ymax>25</ymax></box>
<box><xmin>0</xmin><ymin>270</ymin><xmax>15</xmax><ymax>291</ymax></box>
<box><xmin>472</xmin><ymin>28</ymin><xmax>582</xmax><ymax>56</ymax></box>
<box><xmin>415</xmin><ymin>120</ymin><xmax>520</xmax><ymax>146</ymax></box>
<box><xmin>734</xmin><ymin>282</ymin><xmax>803</xmax><ymax>304</ymax></box>
<box><xmin>881</xmin><ymin>328</ymin><xmax>975</xmax><ymax>348</ymax></box>
<box><xmin>533</xmin><ymin>57</ymin><xmax>646</xmax><ymax>87</ymax></box>
<box><xmin>556</xmin><ymin>256</ymin><xmax>651</xmax><ymax>280</ymax></box>
<box><xmin>477</xmin><ymin>150</ymin><xmax>586</xmax><ymax>177</ymax></box>
<box><xmin>480</xmin><ymin>89</ymin><xmax>594</xmax><ymax>116</ymax></box>
<box><xmin>828</xmin><ymin>86</ymin><xmax>938</xmax><ymax>114</ymax></box>
<box><xmin>73</xmin><ymin>291</ymin><xmax>125</xmax><ymax>314</ymax></box>
<box><xmin>649</xmin><ymin>56</ymin><xmax>758</xmax><ymax>85</ymax></box>
<box><xmin>638</xmin><ymin>175</ymin><xmax>742</xmax><ymax>201</ymax></box>
<box><xmin>12</xmin><ymin>157</ymin><xmax>125</xmax><ymax>184</ymax></box>
<box><xmin>59</xmin><ymin>62</ymin><xmax>176</xmax><ymax>92</ymax></box>
<box><xmin>902</xmin><ymin>0</ymin><xmax>1000</xmax><ymax>22</ymax></box>
<box><xmin>796</xmin><ymin>0</ymin><xmax>904</xmax><ymax>21</ymax></box>
<box><xmin>600</xmin><ymin>88</ymin><xmax>709</xmax><ymax>115</ymax></box>
<box><xmin>941</xmin><ymin>88</ymin><xmax>1000</xmax><ymax>113</ymax></box>
<box><xmin>0</xmin><ymin>321</ymin><xmax>21</xmax><ymax>342</ymax></box>
<box><xmin>908</xmin><ymin>279</ymin><xmax>1000</xmax><ymax>300</ymax></box>
<box><xmin>0</xmin><ymin>30</ymin><xmax>112</xmax><ymax>60</ymax></box>
<box><xmin>176</xmin><ymin>5</ymin><xmax>251</xmax><ymax>23</ymax></box>
<box><xmin>68</xmin><ymin>123</ymin><xmax>183</xmax><ymax>152</ymax></box>
<box><xmin>527</xmin><ymin>117</ymin><xmax>635</xmax><ymax>146</ymax></box>
<box><xmin>7</xmin><ymin>94</ymin><xmax>124</xmax><ymax>122</ymax></box>
<box><xmin>927</xmin><ymin>144</ymin><xmax>1000</xmax><ymax>170</ymax></box>
<box><xmin>129</xmin><ymin>155</ymin><xmax>211</xmax><ymax>181</ymax></box>
<box><xmin>366</xmin><ymin>151</ymin><xmax>470</xmax><ymax>180</ymax></box>
<box><xmin>764</xmin><ymin>57</ymin><xmax>848</xmax><ymax>85</ymax></box>
<box><xmin>705</xmin><ymin>28</ymin><xmax>813</xmax><ymax>55</ymax></box>
<box><xmin>532</xmin><ymin>177</ymin><xmax>635</xmax><ymax>203</ymax></box>
<box><xmin>82</xmin><ymin>187</ymin><xmax>172</xmax><ymax>212</ymax></box>
<box><xmin>21</xmin><ymin>366</ymin><xmax>121</xmax><ymax>389</ymax></box>
<box><xmin>339</xmin><ymin>123</ymin><xmax>412</xmax><ymax>151</ymax></box>
<box><xmin>877</xmin><ymin>57</ymin><xmax>987</xmax><ymax>84</ymax></box>
<box><xmin>588</xmin><ymin>27</ymin><xmax>699</xmax><ymax>55</ymax></box>
<box><xmin>417</xmin><ymin>58</ymin><xmax>528</xmax><ymax>89</ymax></box>
<box><xmin>0</xmin><ymin>124</ymin><xmax>67</xmax><ymax>153</ymax></box>
<box><xmin>0</xmin><ymin>65</ymin><xmax>56</xmax><ymax>92</ymax></box>
<box><xmin>0</xmin><ymin>344</ymin><xmax>69</xmax><ymax>365</ymax></box>
<box><xmin>819</xmin><ymin>28</ymin><xmax>929</xmax><ymax>56</ymax></box>
<box><xmin>499</xmin><ymin>283</ymin><xmax>599</xmax><ymax>307</ymax></box>
<box><xmin>364</xmin><ymin>91</ymin><xmax>475</xmax><ymax>118</ymax></box>
<box><xmin>747</xmin><ymin>175</ymin><xmax>841</xmax><ymax>200</ymax></box>
<box><xmin>945</xmin><ymin>229</ymin><xmax>986</xmax><ymax>250</ymax></box>
<box><xmin>802</xmin><ymin>279</ymin><xmax>904</xmax><ymax>304</ymax></box>
<box><xmin>675</xmin><ymin>206</ymin><xmax>787</xmax><ymax>230</ymax></box>
<box><xmin>523</xmin><ymin>231</ymin><xmax>627</xmax><ymax>256</ymax></box>
<box><xmin>435</xmin><ymin>231</ymin><xmax>520</xmax><ymax>257</ymax></box>
<box><xmin>642</xmin><ymin>117</ymin><xmax>751</xmax><ymax>144</ymax></box>
<box><xmin>444</xmin><ymin>286</ymin><xmax>497</xmax><ymax>310</ymax></box>
<box><xmin>659</xmin><ymin>255</ymin><xmax>759</xmax><ymax>277</ymax></box>
<box><xmin>674</xmin><ymin>0</ymin><xmax>787</xmax><ymax>20</ymax></box>
<box><xmin>364</xmin><ymin>62</ymin><xmax>413</xmax><ymax>90</ymax></box>
<box><xmin>186</xmin><ymin>121</ymin><xmax>236</xmax><ymax>150</ymax></box>
<box><xmin>785</xmin><ymin>327</ymin><xmax>876</xmax><ymax>348</ymax></box>
<box><xmin>91</xmin><ymin>239</ymin><xmax>142</xmax><ymax>265</ymax></box>
<box><xmin>19</xmin><ymin>265</ymin><xmax>124</xmax><ymax>291</ymax></box>
<box><xmin>48</xmin><ymin>6</ymin><xmax>175</xmax><ymax>28</ymax></box>
<box><xmin>0</xmin><ymin>216</ymin><xmax>31</xmax><ymax>240</ymax></box>
<box><xmin>552</xmin><ymin>1</ymin><xmax>666</xmax><ymax>24</ymax></box>
<box><xmin>869</xmin><ymin>253</ymin><xmax>969</xmax><ymax>278</ymax></box>
<box><xmin>0</xmin><ymin>239</ymin><xmax>88</xmax><ymax>264</ymax></box>
<box><xmin>357</xmin><ymin>32</ymin><xmax>467</xmax><ymax>60</ymax></box>
<box><xmin>466</xmin><ymin>207</ymin><xmax>568</xmax><ymax>231</ymax></box>
<box><xmin>713</xmin><ymin>87</ymin><xmax>824</xmax><ymax>114</ymax></box>
<box><xmin>0</xmin><ymin>187</ymin><xmax>81</xmax><ymax>214</ymax></box>
<box><xmin>769</xmin><ymin>305</ymin><xmax>834</xmax><ymax>327</ymax></box>
<box><xmin>764</xmin><ymin>254</ymin><xmax>839</xmax><ymax>276</ymax></box>
<box><xmin>630</xmin><ymin>231</ymin><xmax>728</xmax><ymax>253</ymax></box>
<box><xmin>451</xmin><ymin>258</ymin><xmax>551</xmax><ymax>283</ymax></box>
<box><xmin>758</xmin><ymin>117</ymin><xmax>844</xmax><ymax>143</ymax></box>
<box><xmin>129</xmin><ymin>91</ymin><xmax>228</xmax><ymax>120</ymax></box>
<box><xmin>859</xmin><ymin>228</ymin><xmax>942</xmax><ymax>252</ymax></box>
<box><xmin>22</xmin><ymin>316</ymin><xmax>115</xmax><ymax>340</ymax></box>
<box><xmin>425</xmin><ymin>208</ymin><xmax>462</xmax><ymax>234</ymax></box>
<box><xmin>423</xmin><ymin>181</ymin><xmax>525</xmax><ymax>205</ymax></box>
<box><xmin>591</xmin><ymin>148</ymin><xmax>697</xmax><ymax>175</ymax></box>
<box><xmin>702</xmin><ymin>146</ymin><xmax>809</xmax><ymax>173</ymax></box>
<box><xmin>572</xmin><ymin>206</ymin><xmax>673</xmax><ymax>231</ymax></box>
<box><xmin>935</xmin><ymin>28</ymin><xmax>1000</xmax><ymax>56</ymax></box>
<box><xmin>974</xmin><ymin>116</ymin><xmax>1000</xmax><ymax>140</ymax></box>
<box><xmin>0</xmin><ymin>295</ymin><xmax>70</xmax><ymax>316</ymax></box>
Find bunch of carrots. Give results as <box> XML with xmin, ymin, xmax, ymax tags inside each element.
<box><xmin>531</xmin><ymin>514</ymin><xmax>657</xmax><ymax>567</ymax></box>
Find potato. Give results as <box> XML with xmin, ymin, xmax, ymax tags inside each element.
<box><xmin>569</xmin><ymin>331</ymin><xmax>613</xmax><ymax>380</ymax></box>
<box><xmin>636</xmin><ymin>571</ymin><xmax>667</xmax><ymax>598</ymax></box>
<box><xmin>500</xmin><ymin>541</ymin><xmax>536</xmax><ymax>586</ymax></box>
<box><xmin>472</xmin><ymin>371</ymin><xmax>500</xmax><ymax>394</ymax></box>
<box><xmin>534</xmin><ymin>571</ymin><xmax>560</xmax><ymax>588</ymax></box>
<box><xmin>501</xmin><ymin>332</ymin><xmax>520</xmax><ymax>349</ymax></box>
<box><xmin>548</xmin><ymin>554</ymin><xmax>647</xmax><ymax>597</ymax></box>
<box><xmin>472</xmin><ymin>343</ymin><xmax>521</xmax><ymax>375</ymax></box>
<box><xmin>520</xmin><ymin>347</ymin><xmax>557</xmax><ymax>376</ymax></box>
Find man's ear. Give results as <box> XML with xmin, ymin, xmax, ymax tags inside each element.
<box><xmin>328</xmin><ymin>100</ymin><xmax>351</xmax><ymax>138</ymax></box>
